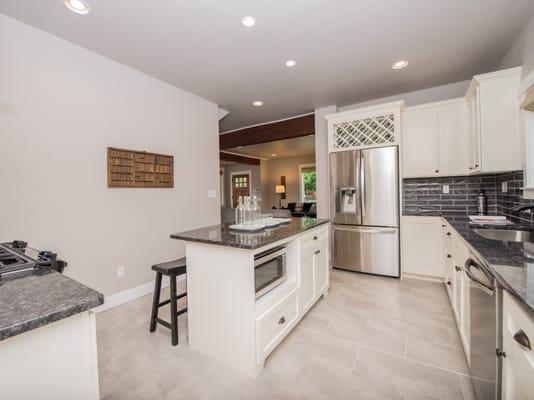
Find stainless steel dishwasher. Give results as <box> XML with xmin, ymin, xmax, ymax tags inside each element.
<box><xmin>465</xmin><ymin>251</ymin><xmax>502</xmax><ymax>400</ymax></box>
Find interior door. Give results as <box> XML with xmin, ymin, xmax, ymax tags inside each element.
<box><xmin>231</xmin><ymin>174</ymin><xmax>250</xmax><ymax>207</ymax></box>
<box><xmin>361</xmin><ymin>146</ymin><xmax>399</xmax><ymax>227</ymax></box>
<box><xmin>332</xmin><ymin>225</ymin><xmax>399</xmax><ymax>277</ymax></box>
<box><xmin>329</xmin><ymin>150</ymin><xmax>361</xmax><ymax>225</ymax></box>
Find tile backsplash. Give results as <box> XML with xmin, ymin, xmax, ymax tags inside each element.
<box><xmin>403</xmin><ymin>171</ymin><xmax>534</xmax><ymax>222</ymax></box>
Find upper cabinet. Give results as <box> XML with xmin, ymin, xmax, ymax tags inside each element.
<box><xmin>519</xmin><ymin>70</ymin><xmax>534</xmax><ymax>199</ymax></box>
<box><xmin>402</xmin><ymin>98</ymin><xmax>470</xmax><ymax>178</ymax></box>
<box><xmin>466</xmin><ymin>67</ymin><xmax>522</xmax><ymax>174</ymax></box>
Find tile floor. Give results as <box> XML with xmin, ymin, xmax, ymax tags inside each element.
<box><xmin>96</xmin><ymin>269</ymin><xmax>480</xmax><ymax>400</ymax></box>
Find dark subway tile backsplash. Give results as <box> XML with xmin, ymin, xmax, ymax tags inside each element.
<box><xmin>403</xmin><ymin>171</ymin><xmax>534</xmax><ymax>222</ymax></box>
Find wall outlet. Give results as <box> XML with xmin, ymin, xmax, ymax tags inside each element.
<box><xmin>442</xmin><ymin>185</ymin><xmax>450</xmax><ymax>194</ymax></box>
<box><xmin>502</xmin><ymin>182</ymin><xmax>508</xmax><ymax>193</ymax></box>
<box><xmin>208</xmin><ymin>190</ymin><xmax>217</xmax><ymax>198</ymax></box>
<box><xmin>117</xmin><ymin>265</ymin><xmax>125</xmax><ymax>279</ymax></box>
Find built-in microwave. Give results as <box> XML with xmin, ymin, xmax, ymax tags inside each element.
<box><xmin>254</xmin><ymin>246</ymin><xmax>286</xmax><ymax>299</ymax></box>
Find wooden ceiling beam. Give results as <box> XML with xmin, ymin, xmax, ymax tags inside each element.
<box><xmin>219</xmin><ymin>114</ymin><xmax>315</xmax><ymax>149</ymax></box>
<box><xmin>220</xmin><ymin>152</ymin><xmax>261</xmax><ymax>166</ymax></box>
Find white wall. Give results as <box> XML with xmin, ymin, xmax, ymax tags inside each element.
<box><xmin>500</xmin><ymin>13</ymin><xmax>534</xmax><ymax>79</ymax></box>
<box><xmin>0</xmin><ymin>16</ymin><xmax>220</xmax><ymax>296</ymax></box>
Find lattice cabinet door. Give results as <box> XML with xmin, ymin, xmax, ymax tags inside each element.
<box><xmin>326</xmin><ymin>101</ymin><xmax>403</xmax><ymax>152</ymax></box>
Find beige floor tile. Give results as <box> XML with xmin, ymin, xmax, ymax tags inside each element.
<box><xmin>404</xmin><ymin>336</ymin><xmax>470</xmax><ymax>374</ymax></box>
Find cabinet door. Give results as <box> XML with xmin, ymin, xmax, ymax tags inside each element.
<box><xmin>468</xmin><ymin>87</ymin><xmax>482</xmax><ymax>173</ymax></box>
<box><xmin>300</xmin><ymin>247</ymin><xmax>315</xmax><ymax>314</ymax></box>
<box><xmin>402</xmin><ymin>107</ymin><xmax>440</xmax><ymax>177</ymax></box>
<box><xmin>401</xmin><ymin>216</ymin><xmax>443</xmax><ymax>278</ymax></box>
<box><xmin>439</xmin><ymin>100</ymin><xmax>470</xmax><ymax>176</ymax></box>
<box><xmin>314</xmin><ymin>239</ymin><xmax>329</xmax><ymax>297</ymax></box>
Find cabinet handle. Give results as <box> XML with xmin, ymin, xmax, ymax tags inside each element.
<box><xmin>447</xmin><ymin>232</ymin><xmax>451</xmax><ymax>236</ymax></box>
<box><xmin>496</xmin><ymin>349</ymin><xmax>506</xmax><ymax>358</ymax></box>
<box><xmin>441</xmin><ymin>224</ymin><xmax>446</xmax><ymax>228</ymax></box>
<box><xmin>455</xmin><ymin>265</ymin><xmax>462</xmax><ymax>272</ymax></box>
<box><xmin>278</xmin><ymin>316</ymin><xmax>286</xmax><ymax>325</ymax></box>
<box><xmin>313</xmin><ymin>236</ymin><xmax>318</xmax><ymax>240</ymax></box>
<box><xmin>475</xmin><ymin>164</ymin><xmax>479</xmax><ymax>168</ymax></box>
<box><xmin>513</xmin><ymin>329</ymin><xmax>532</xmax><ymax>351</ymax></box>
<box><xmin>314</xmin><ymin>250</ymin><xmax>321</xmax><ymax>255</ymax></box>
<box><xmin>469</xmin><ymin>167</ymin><xmax>474</xmax><ymax>170</ymax></box>
<box><xmin>447</xmin><ymin>254</ymin><xmax>452</xmax><ymax>259</ymax></box>
<box><xmin>435</xmin><ymin>170</ymin><xmax>439</xmax><ymax>173</ymax></box>
<box><xmin>446</xmin><ymin>280</ymin><xmax>451</xmax><ymax>286</ymax></box>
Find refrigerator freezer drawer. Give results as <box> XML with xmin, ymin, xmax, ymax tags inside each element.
<box><xmin>332</xmin><ymin>225</ymin><xmax>399</xmax><ymax>277</ymax></box>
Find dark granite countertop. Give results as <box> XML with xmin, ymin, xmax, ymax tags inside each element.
<box><xmin>403</xmin><ymin>211</ymin><xmax>534</xmax><ymax>315</ymax></box>
<box><xmin>170</xmin><ymin>218</ymin><xmax>330</xmax><ymax>250</ymax></box>
<box><xmin>0</xmin><ymin>270</ymin><xmax>104</xmax><ymax>341</ymax></box>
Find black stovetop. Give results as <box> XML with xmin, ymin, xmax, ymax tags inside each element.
<box><xmin>0</xmin><ymin>241</ymin><xmax>67</xmax><ymax>278</ymax></box>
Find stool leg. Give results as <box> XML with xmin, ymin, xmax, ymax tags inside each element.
<box><xmin>149</xmin><ymin>272</ymin><xmax>162</xmax><ymax>333</ymax></box>
<box><xmin>170</xmin><ymin>273</ymin><xmax>179</xmax><ymax>346</ymax></box>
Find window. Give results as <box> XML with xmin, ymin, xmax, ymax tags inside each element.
<box><xmin>299</xmin><ymin>164</ymin><xmax>316</xmax><ymax>202</ymax></box>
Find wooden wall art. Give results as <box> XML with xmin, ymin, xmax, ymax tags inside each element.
<box><xmin>107</xmin><ymin>147</ymin><xmax>174</xmax><ymax>188</ymax></box>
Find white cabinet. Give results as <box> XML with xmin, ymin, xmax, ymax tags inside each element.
<box><xmin>402</xmin><ymin>98</ymin><xmax>470</xmax><ymax>178</ymax></box>
<box><xmin>299</xmin><ymin>228</ymin><xmax>329</xmax><ymax>315</ymax></box>
<box><xmin>401</xmin><ymin>216</ymin><xmax>443</xmax><ymax>278</ymax></box>
<box><xmin>466</xmin><ymin>67</ymin><xmax>522</xmax><ymax>173</ymax></box>
<box><xmin>501</xmin><ymin>291</ymin><xmax>534</xmax><ymax>400</ymax></box>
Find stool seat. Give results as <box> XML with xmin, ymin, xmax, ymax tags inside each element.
<box><xmin>149</xmin><ymin>257</ymin><xmax>187</xmax><ymax>346</ymax></box>
<box><xmin>151</xmin><ymin>257</ymin><xmax>187</xmax><ymax>275</ymax></box>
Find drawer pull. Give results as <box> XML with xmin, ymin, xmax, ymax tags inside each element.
<box><xmin>455</xmin><ymin>265</ymin><xmax>462</xmax><ymax>272</ymax></box>
<box><xmin>513</xmin><ymin>329</ymin><xmax>532</xmax><ymax>351</ymax></box>
<box><xmin>314</xmin><ymin>250</ymin><xmax>321</xmax><ymax>255</ymax></box>
<box><xmin>278</xmin><ymin>316</ymin><xmax>286</xmax><ymax>325</ymax></box>
<box><xmin>447</xmin><ymin>254</ymin><xmax>452</xmax><ymax>259</ymax></box>
<box><xmin>441</xmin><ymin>224</ymin><xmax>446</xmax><ymax>228</ymax></box>
<box><xmin>446</xmin><ymin>280</ymin><xmax>451</xmax><ymax>286</ymax></box>
<box><xmin>313</xmin><ymin>236</ymin><xmax>318</xmax><ymax>240</ymax></box>
<box><xmin>446</xmin><ymin>232</ymin><xmax>451</xmax><ymax>236</ymax></box>
<box><xmin>435</xmin><ymin>170</ymin><xmax>439</xmax><ymax>173</ymax></box>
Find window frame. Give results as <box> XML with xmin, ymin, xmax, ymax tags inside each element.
<box><xmin>298</xmin><ymin>163</ymin><xmax>317</xmax><ymax>203</ymax></box>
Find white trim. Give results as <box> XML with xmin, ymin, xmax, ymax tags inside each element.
<box><xmin>323</xmin><ymin>100</ymin><xmax>405</xmax><ymax>122</ymax></box>
<box><xmin>298</xmin><ymin>163</ymin><xmax>316</xmax><ymax>203</ymax></box>
<box><xmin>93</xmin><ymin>275</ymin><xmax>186</xmax><ymax>313</ymax></box>
<box><xmin>220</xmin><ymin>112</ymin><xmax>315</xmax><ymax>135</ymax></box>
<box><xmin>229</xmin><ymin>170</ymin><xmax>252</xmax><ymax>207</ymax></box>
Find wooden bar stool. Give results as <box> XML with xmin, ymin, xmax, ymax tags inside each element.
<box><xmin>149</xmin><ymin>258</ymin><xmax>187</xmax><ymax>346</ymax></box>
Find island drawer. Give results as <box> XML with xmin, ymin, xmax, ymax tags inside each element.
<box><xmin>256</xmin><ymin>291</ymin><xmax>299</xmax><ymax>364</ymax></box>
<box><xmin>300</xmin><ymin>226</ymin><xmax>328</xmax><ymax>249</ymax></box>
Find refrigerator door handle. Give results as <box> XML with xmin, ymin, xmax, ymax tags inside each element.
<box><xmin>360</xmin><ymin>153</ymin><xmax>366</xmax><ymax>217</ymax></box>
<box><xmin>333</xmin><ymin>226</ymin><xmax>397</xmax><ymax>234</ymax></box>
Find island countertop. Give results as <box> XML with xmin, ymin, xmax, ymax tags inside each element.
<box><xmin>0</xmin><ymin>270</ymin><xmax>104</xmax><ymax>341</ymax></box>
<box><xmin>170</xmin><ymin>217</ymin><xmax>330</xmax><ymax>250</ymax></box>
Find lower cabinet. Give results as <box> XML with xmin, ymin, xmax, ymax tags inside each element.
<box><xmin>299</xmin><ymin>232</ymin><xmax>329</xmax><ymax>315</ymax></box>
<box><xmin>501</xmin><ymin>291</ymin><xmax>534</xmax><ymax>400</ymax></box>
<box><xmin>300</xmin><ymin>249</ymin><xmax>315</xmax><ymax>314</ymax></box>
<box><xmin>401</xmin><ymin>216</ymin><xmax>444</xmax><ymax>278</ymax></box>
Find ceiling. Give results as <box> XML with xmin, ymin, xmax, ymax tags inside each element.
<box><xmin>226</xmin><ymin>135</ymin><xmax>315</xmax><ymax>160</ymax></box>
<box><xmin>2</xmin><ymin>1</ymin><xmax>533</xmax><ymax>132</ymax></box>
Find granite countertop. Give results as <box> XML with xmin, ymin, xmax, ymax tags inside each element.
<box><xmin>0</xmin><ymin>269</ymin><xmax>104</xmax><ymax>341</ymax></box>
<box><xmin>171</xmin><ymin>217</ymin><xmax>330</xmax><ymax>250</ymax></box>
<box><xmin>403</xmin><ymin>211</ymin><xmax>534</xmax><ymax>315</ymax></box>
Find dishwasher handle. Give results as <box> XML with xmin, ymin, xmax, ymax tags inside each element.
<box><xmin>465</xmin><ymin>258</ymin><xmax>495</xmax><ymax>295</ymax></box>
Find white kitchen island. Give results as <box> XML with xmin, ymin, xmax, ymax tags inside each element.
<box><xmin>171</xmin><ymin>218</ymin><xmax>330</xmax><ymax>377</ymax></box>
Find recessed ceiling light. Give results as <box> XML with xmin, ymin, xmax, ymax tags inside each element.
<box><xmin>252</xmin><ymin>101</ymin><xmax>263</xmax><ymax>107</ymax></box>
<box><xmin>64</xmin><ymin>0</ymin><xmax>90</xmax><ymax>14</ymax></box>
<box><xmin>241</xmin><ymin>16</ymin><xmax>255</xmax><ymax>27</ymax></box>
<box><xmin>271</xmin><ymin>153</ymin><xmax>277</xmax><ymax>157</ymax></box>
<box><xmin>392</xmin><ymin>60</ymin><xmax>409</xmax><ymax>70</ymax></box>
<box><xmin>285</xmin><ymin>60</ymin><xmax>296</xmax><ymax>67</ymax></box>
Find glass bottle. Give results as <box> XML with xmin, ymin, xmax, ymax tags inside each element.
<box><xmin>252</xmin><ymin>196</ymin><xmax>260</xmax><ymax>223</ymax></box>
<box><xmin>243</xmin><ymin>196</ymin><xmax>251</xmax><ymax>225</ymax></box>
<box><xmin>235</xmin><ymin>196</ymin><xmax>244</xmax><ymax>225</ymax></box>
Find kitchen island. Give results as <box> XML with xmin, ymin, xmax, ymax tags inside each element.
<box><xmin>0</xmin><ymin>269</ymin><xmax>103</xmax><ymax>399</ymax></box>
<box><xmin>171</xmin><ymin>217</ymin><xmax>330</xmax><ymax>376</ymax></box>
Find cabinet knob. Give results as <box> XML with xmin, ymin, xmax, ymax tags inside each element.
<box><xmin>435</xmin><ymin>170</ymin><xmax>439</xmax><ymax>173</ymax></box>
<box><xmin>441</xmin><ymin>224</ymin><xmax>446</xmax><ymax>228</ymax></box>
<box><xmin>446</xmin><ymin>280</ymin><xmax>451</xmax><ymax>286</ymax></box>
<box><xmin>313</xmin><ymin>236</ymin><xmax>318</xmax><ymax>240</ymax></box>
<box><xmin>469</xmin><ymin>167</ymin><xmax>474</xmax><ymax>170</ymax></box>
<box><xmin>475</xmin><ymin>164</ymin><xmax>479</xmax><ymax>168</ymax></box>
<box><xmin>447</xmin><ymin>232</ymin><xmax>451</xmax><ymax>236</ymax></box>
<box><xmin>496</xmin><ymin>349</ymin><xmax>507</xmax><ymax>358</ymax></box>
<box><xmin>278</xmin><ymin>316</ymin><xmax>286</xmax><ymax>325</ymax></box>
<box><xmin>314</xmin><ymin>250</ymin><xmax>321</xmax><ymax>255</ymax></box>
<box><xmin>447</xmin><ymin>254</ymin><xmax>452</xmax><ymax>259</ymax></box>
<box><xmin>513</xmin><ymin>329</ymin><xmax>532</xmax><ymax>351</ymax></box>
<box><xmin>455</xmin><ymin>265</ymin><xmax>462</xmax><ymax>272</ymax></box>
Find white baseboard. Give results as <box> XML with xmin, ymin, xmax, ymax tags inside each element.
<box><xmin>93</xmin><ymin>275</ymin><xmax>186</xmax><ymax>313</ymax></box>
<box><xmin>402</xmin><ymin>272</ymin><xmax>444</xmax><ymax>283</ymax></box>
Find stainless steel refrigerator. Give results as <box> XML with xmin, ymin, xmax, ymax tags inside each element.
<box><xmin>330</xmin><ymin>146</ymin><xmax>400</xmax><ymax>277</ymax></box>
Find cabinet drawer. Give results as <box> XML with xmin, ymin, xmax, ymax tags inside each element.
<box><xmin>256</xmin><ymin>292</ymin><xmax>299</xmax><ymax>363</ymax></box>
<box><xmin>301</xmin><ymin>227</ymin><xmax>328</xmax><ymax>249</ymax></box>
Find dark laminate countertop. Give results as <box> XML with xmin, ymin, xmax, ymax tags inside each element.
<box><xmin>170</xmin><ymin>218</ymin><xmax>330</xmax><ymax>250</ymax></box>
<box><xmin>403</xmin><ymin>211</ymin><xmax>534</xmax><ymax>315</ymax></box>
<box><xmin>0</xmin><ymin>270</ymin><xmax>104</xmax><ymax>341</ymax></box>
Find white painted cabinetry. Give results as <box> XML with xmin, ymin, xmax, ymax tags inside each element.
<box><xmin>466</xmin><ymin>67</ymin><xmax>522</xmax><ymax>173</ymax></box>
<box><xmin>402</xmin><ymin>98</ymin><xmax>470</xmax><ymax>178</ymax></box>
<box><xmin>501</xmin><ymin>290</ymin><xmax>534</xmax><ymax>400</ymax></box>
<box><xmin>299</xmin><ymin>229</ymin><xmax>329</xmax><ymax>315</ymax></box>
<box><xmin>401</xmin><ymin>216</ymin><xmax>444</xmax><ymax>278</ymax></box>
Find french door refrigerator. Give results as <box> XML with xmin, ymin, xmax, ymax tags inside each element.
<box><xmin>330</xmin><ymin>146</ymin><xmax>400</xmax><ymax>277</ymax></box>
